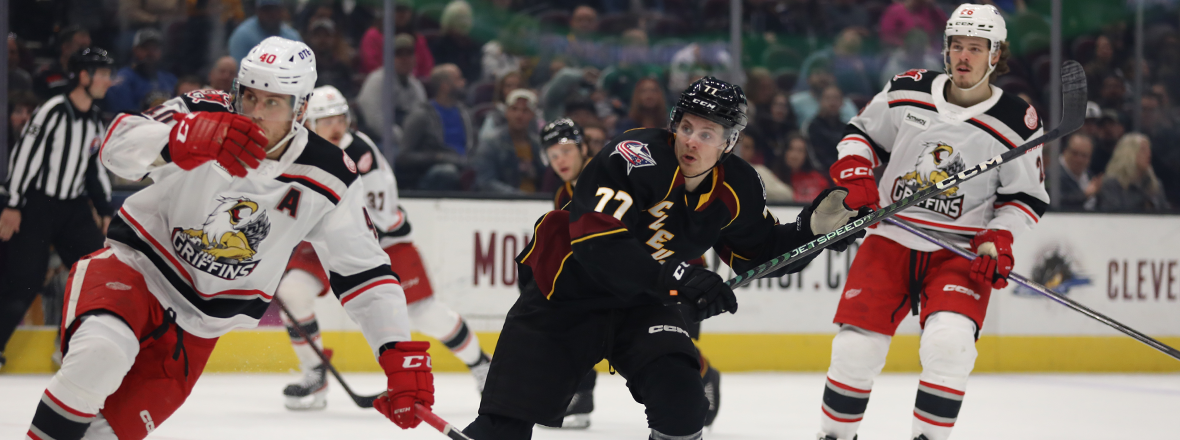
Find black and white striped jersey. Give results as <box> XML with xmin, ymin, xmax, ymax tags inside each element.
<box><xmin>4</xmin><ymin>94</ymin><xmax>112</xmax><ymax>214</ymax></box>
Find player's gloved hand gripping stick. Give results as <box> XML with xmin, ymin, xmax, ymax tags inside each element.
<box><xmin>885</xmin><ymin>217</ymin><xmax>1180</xmax><ymax>362</ymax></box>
<box><xmin>725</xmin><ymin>61</ymin><xmax>1089</xmax><ymax>290</ymax></box>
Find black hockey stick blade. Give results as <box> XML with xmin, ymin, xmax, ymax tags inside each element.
<box><xmin>725</xmin><ymin>61</ymin><xmax>1087</xmax><ymax>290</ymax></box>
<box><xmin>275</xmin><ymin>299</ymin><xmax>385</xmax><ymax>408</ymax></box>
<box><xmin>885</xmin><ymin>217</ymin><xmax>1180</xmax><ymax>362</ymax></box>
<box><xmin>415</xmin><ymin>404</ymin><xmax>475</xmax><ymax>440</ymax></box>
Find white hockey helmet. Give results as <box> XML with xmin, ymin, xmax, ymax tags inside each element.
<box><xmin>306</xmin><ymin>85</ymin><xmax>350</xmax><ymax>131</ymax></box>
<box><xmin>234</xmin><ymin>37</ymin><xmax>318</xmax><ymax>151</ymax></box>
<box><xmin>943</xmin><ymin>3</ymin><xmax>1008</xmax><ymax>91</ymax></box>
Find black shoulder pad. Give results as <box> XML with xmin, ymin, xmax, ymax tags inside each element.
<box><xmin>984</xmin><ymin>91</ymin><xmax>1042</xmax><ymax>140</ymax></box>
<box><xmin>887</xmin><ymin>69</ymin><xmax>938</xmax><ymax>93</ymax></box>
<box><xmin>295</xmin><ymin>131</ymin><xmax>360</xmax><ymax>185</ymax></box>
<box><xmin>179</xmin><ymin>89</ymin><xmax>235</xmax><ymax>113</ymax></box>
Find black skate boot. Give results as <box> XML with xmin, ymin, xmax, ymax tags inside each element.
<box><xmin>702</xmin><ymin>363</ymin><xmax>721</xmax><ymax>427</ymax></box>
<box><xmin>284</xmin><ymin>354</ymin><xmax>330</xmax><ymax>411</ymax></box>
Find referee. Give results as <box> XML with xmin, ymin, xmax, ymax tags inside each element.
<box><xmin>0</xmin><ymin>47</ymin><xmax>115</xmax><ymax>367</ymax></box>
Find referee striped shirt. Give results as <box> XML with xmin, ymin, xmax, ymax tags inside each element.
<box><xmin>3</xmin><ymin>94</ymin><xmax>113</xmax><ymax>215</ymax></box>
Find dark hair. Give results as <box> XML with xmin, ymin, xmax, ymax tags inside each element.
<box><xmin>990</xmin><ymin>40</ymin><xmax>1011</xmax><ymax>81</ymax></box>
<box><xmin>772</xmin><ymin>131</ymin><xmax>813</xmax><ymax>183</ymax></box>
<box><xmin>627</xmin><ymin>77</ymin><xmax>668</xmax><ymax>129</ymax></box>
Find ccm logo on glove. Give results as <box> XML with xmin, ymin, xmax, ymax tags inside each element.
<box><xmin>839</xmin><ymin>166</ymin><xmax>872</xmax><ymax>179</ymax></box>
<box><xmin>402</xmin><ymin>355</ymin><xmax>431</xmax><ymax>369</ymax></box>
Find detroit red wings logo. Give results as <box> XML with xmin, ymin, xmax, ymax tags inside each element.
<box><xmin>1024</xmin><ymin>106</ymin><xmax>1039</xmax><ymax>129</ymax></box>
<box><xmin>612</xmin><ymin>140</ymin><xmax>656</xmax><ymax>174</ymax></box>
<box><xmin>894</xmin><ymin>69</ymin><xmax>928</xmax><ymax>82</ymax></box>
<box><xmin>184</xmin><ymin>89</ymin><xmax>234</xmax><ymax>111</ymax></box>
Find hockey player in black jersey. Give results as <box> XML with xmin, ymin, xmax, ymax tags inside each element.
<box><xmin>540</xmin><ymin>118</ymin><xmax>724</xmax><ymax>430</ymax></box>
<box><xmin>463</xmin><ymin>77</ymin><xmax>868</xmax><ymax>440</ymax></box>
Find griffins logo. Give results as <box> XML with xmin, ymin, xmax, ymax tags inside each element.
<box><xmin>1015</xmin><ymin>244</ymin><xmax>1091</xmax><ymax>297</ymax></box>
<box><xmin>891</xmin><ymin>141</ymin><xmax>967</xmax><ymax>219</ymax></box>
<box><xmin>171</xmin><ymin>196</ymin><xmax>271</xmax><ymax>280</ymax></box>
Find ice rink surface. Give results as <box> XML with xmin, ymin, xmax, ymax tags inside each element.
<box><xmin>2</xmin><ymin>372</ymin><xmax>1178</xmax><ymax>439</ymax></box>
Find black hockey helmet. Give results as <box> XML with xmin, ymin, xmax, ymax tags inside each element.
<box><xmin>541</xmin><ymin>118</ymin><xmax>584</xmax><ymax>149</ymax></box>
<box><xmin>670</xmin><ymin>76</ymin><xmax>748</xmax><ymax>143</ymax></box>
<box><xmin>67</xmin><ymin>47</ymin><xmax>114</xmax><ymax>85</ymax></box>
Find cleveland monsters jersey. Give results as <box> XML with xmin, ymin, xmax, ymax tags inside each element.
<box><xmin>339</xmin><ymin>130</ymin><xmax>412</xmax><ymax>247</ymax></box>
<box><xmin>837</xmin><ymin>69</ymin><xmax>1050</xmax><ymax>251</ymax></box>
<box><xmin>98</xmin><ymin>90</ymin><xmax>412</xmax><ymax>352</ymax></box>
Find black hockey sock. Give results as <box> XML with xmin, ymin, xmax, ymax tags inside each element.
<box><xmin>29</xmin><ymin>391</ymin><xmax>96</xmax><ymax>440</ymax></box>
<box><xmin>821</xmin><ymin>376</ymin><xmax>871</xmax><ymax>425</ymax></box>
<box><xmin>442</xmin><ymin>320</ymin><xmax>472</xmax><ymax>351</ymax></box>
<box><xmin>913</xmin><ymin>381</ymin><xmax>964</xmax><ymax>428</ymax></box>
<box><xmin>285</xmin><ymin>319</ymin><xmax>320</xmax><ymax>343</ymax></box>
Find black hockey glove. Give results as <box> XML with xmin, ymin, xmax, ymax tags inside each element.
<box><xmin>658</xmin><ymin>261</ymin><xmax>738</xmax><ymax>321</ymax></box>
<box><xmin>796</xmin><ymin>187</ymin><xmax>871</xmax><ymax>253</ymax></box>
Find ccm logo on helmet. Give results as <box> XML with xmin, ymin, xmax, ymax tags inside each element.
<box><xmin>943</xmin><ymin>284</ymin><xmax>980</xmax><ymax>300</ymax></box>
<box><xmin>649</xmin><ymin>325</ymin><xmax>690</xmax><ymax>337</ymax></box>
<box><xmin>839</xmin><ymin>167</ymin><xmax>872</xmax><ymax>179</ymax></box>
<box><xmin>402</xmin><ymin>355</ymin><xmax>432</xmax><ymax>369</ymax></box>
<box><xmin>692</xmin><ymin>98</ymin><xmax>717</xmax><ymax>110</ymax></box>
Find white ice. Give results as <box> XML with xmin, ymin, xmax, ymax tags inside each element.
<box><xmin>2</xmin><ymin>372</ymin><xmax>1178</xmax><ymax>439</ymax></box>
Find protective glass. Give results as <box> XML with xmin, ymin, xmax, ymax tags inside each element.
<box><xmin>674</xmin><ymin>117</ymin><xmax>730</xmax><ymax>151</ymax></box>
<box><xmin>233</xmin><ymin>81</ymin><xmax>297</xmax><ymax>123</ymax></box>
<box><xmin>543</xmin><ymin>141</ymin><xmax>581</xmax><ymax>168</ymax></box>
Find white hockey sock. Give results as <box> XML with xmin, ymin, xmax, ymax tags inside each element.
<box><xmin>277</xmin><ymin>269</ymin><xmax>327</xmax><ymax>371</ymax></box>
<box><xmin>912</xmin><ymin>312</ymin><xmax>978</xmax><ymax>440</ymax></box>
<box><xmin>30</xmin><ymin>314</ymin><xmax>139</xmax><ymax>440</ymax></box>
<box><xmin>819</xmin><ymin>325</ymin><xmax>891</xmax><ymax>440</ymax></box>
<box><xmin>408</xmin><ymin>297</ymin><xmax>485</xmax><ymax>366</ymax></box>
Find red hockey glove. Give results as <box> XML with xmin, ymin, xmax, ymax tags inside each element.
<box><xmin>168</xmin><ymin>111</ymin><xmax>267</xmax><ymax>177</ymax></box>
<box><xmin>374</xmin><ymin>341</ymin><xmax>434</xmax><ymax>429</ymax></box>
<box><xmin>969</xmin><ymin>229</ymin><xmax>1015</xmax><ymax>289</ymax></box>
<box><xmin>829</xmin><ymin>155</ymin><xmax>879</xmax><ymax>210</ymax></box>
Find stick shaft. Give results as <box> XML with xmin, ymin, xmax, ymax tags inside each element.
<box><xmin>276</xmin><ymin>298</ymin><xmax>382</xmax><ymax>407</ymax></box>
<box><xmin>884</xmin><ymin>217</ymin><xmax>1180</xmax><ymax>361</ymax></box>
<box><xmin>414</xmin><ymin>404</ymin><xmax>473</xmax><ymax>440</ymax></box>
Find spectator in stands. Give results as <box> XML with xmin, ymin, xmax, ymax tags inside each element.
<box><xmin>205</xmin><ymin>56</ymin><xmax>237</xmax><ymax>93</ymax></box>
<box><xmin>806</xmin><ymin>85</ymin><xmax>848</xmax><ymax>171</ymax></box>
<box><xmin>175</xmin><ymin>75</ymin><xmax>202</xmax><ymax>96</ymax></box>
<box><xmin>829</xmin><ymin>28</ymin><xmax>875</xmax><ymax>98</ymax></box>
<box><xmin>748</xmin><ymin>92</ymin><xmax>796</xmax><ymax>164</ymax></box>
<box><xmin>880</xmin><ymin>29</ymin><xmax>943</xmax><ymax>85</ymax></box>
<box><xmin>398</xmin><ymin>64</ymin><xmax>474</xmax><ymax>190</ymax></box>
<box><xmin>429</xmin><ymin>1</ymin><xmax>482</xmax><ymax>84</ymax></box>
<box><xmin>1056</xmin><ymin>133</ymin><xmax>1101</xmax><ymax>211</ymax></box>
<box><xmin>1097</xmin><ymin>74</ymin><xmax>1127</xmax><ymax>113</ymax></box>
<box><xmin>791</xmin><ymin>63</ymin><xmax>858</xmax><ymax>128</ymax></box>
<box><xmin>1140</xmin><ymin>92</ymin><xmax>1180</xmax><ymax>207</ymax></box>
<box><xmin>667</xmin><ymin>42</ymin><xmax>743</xmax><ymax>94</ymax></box>
<box><xmin>879</xmin><ymin>0</ymin><xmax>947</xmax><ymax>49</ymax></box>
<box><xmin>1098</xmin><ymin>133</ymin><xmax>1170</xmax><ymax>213</ymax></box>
<box><xmin>104</xmin><ymin>29</ymin><xmax>178</xmax><ymax>115</ymax></box>
<box><xmin>736</xmin><ymin>135</ymin><xmax>793</xmax><ymax>203</ymax></box>
<box><xmin>8</xmin><ymin>34</ymin><xmax>32</xmax><ymax>93</ymax></box>
<box><xmin>473</xmin><ymin>89</ymin><xmax>545</xmax><ymax>193</ymax></box>
<box><xmin>7</xmin><ymin>90</ymin><xmax>39</xmax><ymax>150</ymax></box>
<box><xmin>478</xmin><ymin>70</ymin><xmax>524</xmax><ymax>140</ymax></box>
<box><xmin>1091</xmin><ymin>109</ymin><xmax>1124</xmax><ymax>175</ymax></box>
<box><xmin>746</xmin><ymin>67</ymin><xmax>779</xmax><ymax>117</ymax></box>
<box><xmin>361</xmin><ymin>2</ymin><xmax>435</xmax><ymax>78</ymax></box>
<box><xmin>357</xmin><ymin>34</ymin><xmax>427</xmax><ymax>133</ymax></box>
<box><xmin>823</xmin><ymin>0</ymin><xmax>870</xmax><ymax>36</ymax></box>
<box><xmin>774</xmin><ymin>134</ymin><xmax>831</xmax><ymax>203</ymax></box>
<box><xmin>563</xmin><ymin>100</ymin><xmax>603</xmax><ymax>137</ymax></box>
<box><xmin>228</xmin><ymin>0</ymin><xmax>302</xmax><ymax>62</ymax></box>
<box><xmin>566</xmin><ymin>5</ymin><xmax>602</xmax><ymax>66</ymax></box>
<box><xmin>541</xmin><ymin>66</ymin><xmax>599</xmax><ymax>121</ymax></box>
<box><xmin>305</xmin><ymin>18</ymin><xmax>357</xmax><ymax>98</ymax></box>
<box><xmin>34</xmin><ymin>27</ymin><xmax>91</xmax><ymax>100</ymax></box>
<box><xmin>582</xmin><ymin>124</ymin><xmax>607</xmax><ymax>155</ymax></box>
<box><xmin>1085</xmin><ymin>35</ymin><xmax>1117</xmax><ymax>93</ymax></box>
<box><xmin>614</xmin><ymin>78</ymin><xmax>668</xmax><ymax>134</ymax></box>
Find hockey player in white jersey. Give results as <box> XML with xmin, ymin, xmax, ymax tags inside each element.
<box><xmin>815</xmin><ymin>5</ymin><xmax>1049</xmax><ymax>440</ymax></box>
<box><xmin>24</xmin><ymin>37</ymin><xmax>434</xmax><ymax>440</ymax></box>
<box><xmin>278</xmin><ymin>85</ymin><xmax>492</xmax><ymax>410</ymax></box>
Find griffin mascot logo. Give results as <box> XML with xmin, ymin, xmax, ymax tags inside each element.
<box><xmin>171</xmin><ymin>196</ymin><xmax>272</xmax><ymax>280</ymax></box>
<box><xmin>891</xmin><ymin>141</ymin><xmax>968</xmax><ymax>219</ymax></box>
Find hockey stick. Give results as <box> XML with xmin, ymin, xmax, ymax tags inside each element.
<box><xmin>275</xmin><ymin>298</ymin><xmax>384</xmax><ymax>408</ymax></box>
<box><xmin>884</xmin><ymin>217</ymin><xmax>1180</xmax><ymax>361</ymax></box>
<box><xmin>414</xmin><ymin>403</ymin><xmax>475</xmax><ymax>440</ymax></box>
<box><xmin>725</xmin><ymin>60</ymin><xmax>1087</xmax><ymax>290</ymax></box>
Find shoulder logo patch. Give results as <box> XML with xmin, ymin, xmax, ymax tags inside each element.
<box><xmin>343</xmin><ymin>151</ymin><xmax>357</xmax><ymax>174</ymax></box>
<box><xmin>611</xmin><ymin>140</ymin><xmax>656</xmax><ymax>174</ymax></box>
<box><xmin>357</xmin><ymin>151</ymin><xmax>373</xmax><ymax>173</ymax></box>
<box><xmin>184</xmin><ymin>89</ymin><xmax>234</xmax><ymax>111</ymax></box>
<box><xmin>894</xmin><ymin>69</ymin><xmax>928</xmax><ymax>82</ymax></box>
<box><xmin>1024</xmin><ymin>106</ymin><xmax>1038</xmax><ymax>130</ymax></box>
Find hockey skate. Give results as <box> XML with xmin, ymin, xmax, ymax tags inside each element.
<box><xmin>817</xmin><ymin>435</ymin><xmax>857</xmax><ymax>440</ymax></box>
<box><xmin>702</xmin><ymin>364</ymin><xmax>721</xmax><ymax>427</ymax></box>
<box><xmin>283</xmin><ymin>349</ymin><xmax>332</xmax><ymax>411</ymax></box>
<box><xmin>558</xmin><ymin>389</ymin><xmax>593</xmax><ymax>429</ymax></box>
<box><xmin>470</xmin><ymin>353</ymin><xmax>491</xmax><ymax>393</ymax></box>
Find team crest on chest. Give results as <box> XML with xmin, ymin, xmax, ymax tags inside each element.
<box><xmin>890</xmin><ymin>141</ymin><xmax>967</xmax><ymax>219</ymax></box>
<box><xmin>612</xmin><ymin>140</ymin><xmax>656</xmax><ymax>174</ymax></box>
<box><xmin>171</xmin><ymin>196</ymin><xmax>272</xmax><ymax>280</ymax></box>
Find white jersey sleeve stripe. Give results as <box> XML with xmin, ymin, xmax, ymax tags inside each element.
<box><xmin>994</xmin><ymin>201</ymin><xmax>1039</xmax><ymax>222</ymax></box>
<box><xmin>339</xmin><ymin>277</ymin><xmax>401</xmax><ymax>305</ymax></box>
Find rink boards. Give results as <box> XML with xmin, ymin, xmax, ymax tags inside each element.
<box><xmin>6</xmin><ymin>198</ymin><xmax>1179</xmax><ymax>373</ymax></box>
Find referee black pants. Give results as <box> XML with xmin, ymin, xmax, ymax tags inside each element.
<box><xmin>0</xmin><ymin>193</ymin><xmax>105</xmax><ymax>351</ymax></box>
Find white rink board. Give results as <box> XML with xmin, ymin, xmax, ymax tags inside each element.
<box><xmin>313</xmin><ymin>199</ymin><xmax>1180</xmax><ymax>337</ymax></box>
